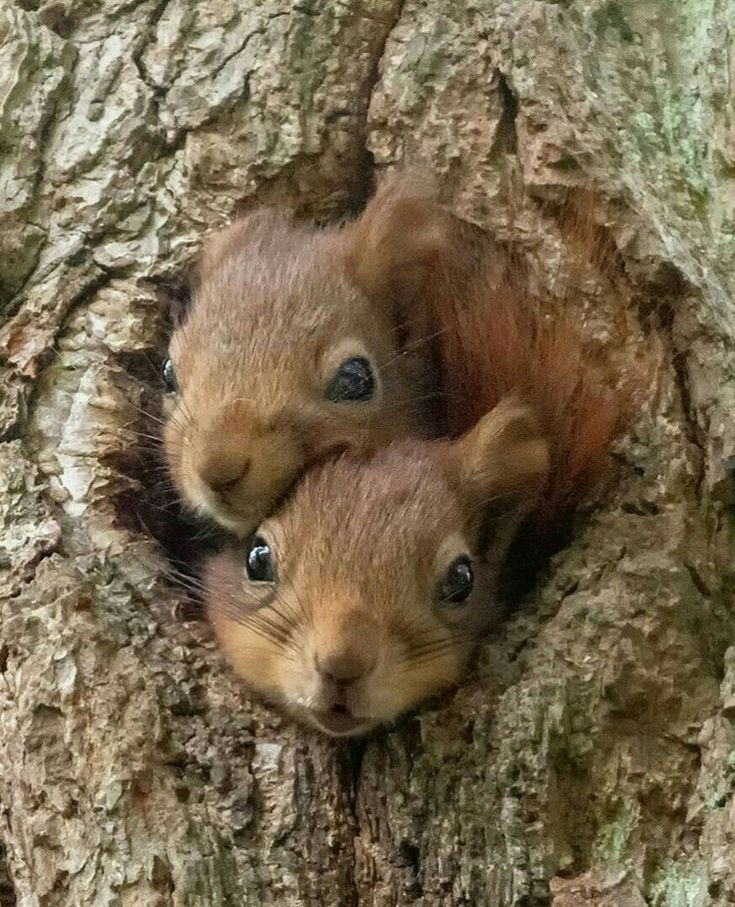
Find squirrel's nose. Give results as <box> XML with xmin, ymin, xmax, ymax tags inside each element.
<box><xmin>197</xmin><ymin>453</ymin><xmax>251</xmax><ymax>494</ymax></box>
<box><xmin>315</xmin><ymin>649</ymin><xmax>376</xmax><ymax>684</ymax></box>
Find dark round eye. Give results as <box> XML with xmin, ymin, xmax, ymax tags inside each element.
<box><xmin>246</xmin><ymin>535</ymin><xmax>276</xmax><ymax>583</ymax></box>
<box><xmin>162</xmin><ymin>358</ymin><xmax>178</xmax><ymax>393</ymax></box>
<box><xmin>325</xmin><ymin>356</ymin><xmax>375</xmax><ymax>403</ymax></box>
<box><xmin>438</xmin><ymin>555</ymin><xmax>474</xmax><ymax>606</ymax></box>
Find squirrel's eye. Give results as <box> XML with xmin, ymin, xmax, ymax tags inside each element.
<box><xmin>325</xmin><ymin>356</ymin><xmax>375</xmax><ymax>403</ymax></box>
<box><xmin>162</xmin><ymin>358</ymin><xmax>178</xmax><ymax>394</ymax></box>
<box><xmin>438</xmin><ymin>555</ymin><xmax>474</xmax><ymax>606</ymax></box>
<box><xmin>246</xmin><ymin>535</ymin><xmax>276</xmax><ymax>583</ymax></box>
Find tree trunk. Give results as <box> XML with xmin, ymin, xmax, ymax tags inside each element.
<box><xmin>1</xmin><ymin>0</ymin><xmax>734</xmax><ymax>904</ymax></box>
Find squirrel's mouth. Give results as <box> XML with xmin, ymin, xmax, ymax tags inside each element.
<box><xmin>309</xmin><ymin>705</ymin><xmax>373</xmax><ymax>738</ymax></box>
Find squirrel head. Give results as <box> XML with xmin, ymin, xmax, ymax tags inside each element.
<box><xmin>204</xmin><ymin>399</ymin><xmax>549</xmax><ymax>736</ymax></box>
<box><xmin>164</xmin><ymin>173</ymin><xmax>455</xmax><ymax>534</ymax></box>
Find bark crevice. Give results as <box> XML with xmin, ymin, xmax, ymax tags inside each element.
<box><xmin>2</xmin><ymin>0</ymin><xmax>734</xmax><ymax>904</ymax></box>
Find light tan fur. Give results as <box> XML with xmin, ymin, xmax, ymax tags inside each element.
<box><xmin>205</xmin><ymin>402</ymin><xmax>548</xmax><ymax>736</ymax></box>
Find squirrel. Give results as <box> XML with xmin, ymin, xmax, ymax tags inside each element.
<box><xmin>204</xmin><ymin>400</ymin><xmax>549</xmax><ymax>737</ymax></box>
<box><xmin>162</xmin><ymin>174</ymin><xmax>504</xmax><ymax>535</ymax></box>
<box><xmin>198</xmin><ymin>177</ymin><xmax>642</xmax><ymax>737</ymax></box>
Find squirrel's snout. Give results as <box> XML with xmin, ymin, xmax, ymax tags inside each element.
<box><xmin>180</xmin><ymin>405</ymin><xmax>304</xmax><ymax>531</ymax></box>
<box><xmin>314</xmin><ymin>648</ymin><xmax>377</xmax><ymax>685</ymax></box>
<box><xmin>197</xmin><ymin>453</ymin><xmax>251</xmax><ymax>494</ymax></box>
<box><xmin>308</xmin><ymin>641</ymin><xmax>379</xmax><ymax>737</ymax></box>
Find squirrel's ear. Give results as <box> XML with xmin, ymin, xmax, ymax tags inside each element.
<box><xmin>344</xmin><ymin>170</ymin><xmax>453</xmax><ymax>308</ymax></box>
<box><xmin>447</xmin><ymin>399</ymin><xmax>549</xmax><ymax>551</ymax></box>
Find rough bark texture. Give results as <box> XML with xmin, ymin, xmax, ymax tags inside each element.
<box><xmin>1</xmin><ymin>0</ymin><xmax>734</xmax><ymax>904</ymax></box>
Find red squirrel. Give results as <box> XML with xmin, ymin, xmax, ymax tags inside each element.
<box><xmin>163</xmin><ymin>174</ymin><xmax>501</xmax><ymax>534</ymax></box>
<box><xmin>199</xmin><ymin>180</ymin><xmax>641</xmax><ymax>736</ymax></box>
<box><xmin>205</xmin><ymin>401</ymin><xmax>549</xmax><ymax>737</ymax></box>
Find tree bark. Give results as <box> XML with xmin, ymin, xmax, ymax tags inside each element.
<box><xmin>1</xmin><ymin>0</ymin><xmax>734</xmax><ymax>904</ymax></box>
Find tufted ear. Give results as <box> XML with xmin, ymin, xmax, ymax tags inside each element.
<box><xmin>343</xmin><ymin>170</ymin><xmax>454</xmax><ymax>328</ymax></box>
<box><xmin>446</xmin><ymin>398</ymin><xmax>549</xmax><ymax>554</ymax></box>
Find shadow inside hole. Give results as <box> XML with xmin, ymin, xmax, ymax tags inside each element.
<box><xmin>109</xmin><ymin>277</ymin><xmax>227</xmax><ymax>622</ymax></box>
<box><xmin>0</xmin><ymin>840</ymin><xmax>16</xmax><ymax>907</ymax></box>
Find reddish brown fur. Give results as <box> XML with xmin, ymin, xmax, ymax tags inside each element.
<box><xmin>200</xmin><ymin>177</ymin><xmax>646</xmax><ymax>735</ymax></box>
<box><xmin>206</xmin><ymin>401</ymin><xmax>549</xmax><ymax>736</ymax></box>
<box><xmin>434</xmin><ymin>275</ymin><xmax>633</xmax><ymax>543</ymax></box>
<box><xmin>163</xmin><ymin>200</ymin><xmax>440</xmax><ymax>534</ymax></box>
<box><xmin>423</xmin><ymin>193</ymin><xmax>641</xmax><ymax>546</ymax></box>
<box><xmin>166</xmin><ymin>170</ymin><xmax>632</xmax><ymax>545</ymax></box>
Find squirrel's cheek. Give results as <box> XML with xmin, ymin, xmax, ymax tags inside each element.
<box><xmin>162</xmin><ymin>423</ymin><xmax>187</xmax><ymax>493</ymax></box>
<box><xmin>209</xmin><ymin>614</ymin><xmax>293</xmax><ymax>702</ymax></box>
<box><xmin>376</xmin><ymin>645</ymin><xmax>469</xmax><ymax>721</ymax></box>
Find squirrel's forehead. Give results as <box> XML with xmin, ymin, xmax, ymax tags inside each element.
<box><xmin>298</xmin><ymin>498</ymin><xmax>464</xmax><ymax>591</ymax></box>
<box><xmin>174</xmin><ymin>310</ymin><xmax>354</xmax><ymax>385</ymax></box>
<box><xmin>298</xmin><ymin>459</ymin><xmax>462</xmax><ymax>549</ymax></box>
<box><xmin>176</xmin><ymin>283</ymin><xmax>368</xmax><ymax>369</ymax></box>
<box><xmin>195</xmin><ymin>250</ymin><xmax>367</xmax><ymax>322</ymax></box>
